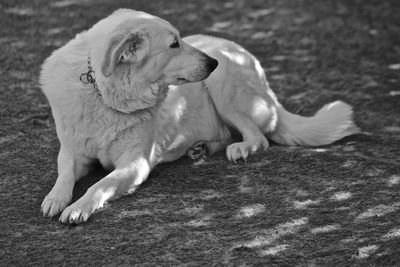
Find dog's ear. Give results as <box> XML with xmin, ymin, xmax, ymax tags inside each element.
<box><xmin>101</xmin><ymin>30</ymin><xmax>148</xmax><ymax>77</ymax></box>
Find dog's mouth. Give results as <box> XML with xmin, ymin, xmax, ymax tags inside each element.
<box><xmin>175</xmin><ymin>77</ymin><xmax>190</xmax><ymax>85</ymax></box>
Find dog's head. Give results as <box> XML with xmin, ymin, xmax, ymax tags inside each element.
<box><xmin>93</xmin><ymin>9</ymin><xmax>218</xmax><ymax>87</ymax></box>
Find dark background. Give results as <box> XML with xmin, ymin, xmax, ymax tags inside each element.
<box><xmin>1</xmin><ymin>0</ymin><xmax>400</xmax><ymax>265</ymax></box>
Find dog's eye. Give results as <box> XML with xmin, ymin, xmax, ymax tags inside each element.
<box><xmin>170</xmin><ymin>38</ymin><xmax>180</xmax><ymax>48</ymax></box>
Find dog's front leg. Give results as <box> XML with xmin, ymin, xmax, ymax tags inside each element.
<box><xmin>41</xmin><ymin>146</ymin><xmax>91</xmax><ymax>217</ymax></box>
<box><xmin>59</xmin><ymin>155</ymin><xmax>152</xmax><ymax>224</ymax></box>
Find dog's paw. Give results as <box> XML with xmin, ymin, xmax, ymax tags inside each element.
<box><xmin>187</xmin><ymin>141</ymin><xmax>209</xmax><ymax>160</ymax></box>
<box><xmin>226</xmin><ymin>138</ymin><xmax>269</xmax><ymax>163</ymax></box>
<box><xmin>41</xmin><ymin>191</ymin><xmax>72</xmax><ymax>218</ymax></box>
<box><xmin>59</xmin><ymin>199</ymin><xmax>96</xmax><ymax>224</ymax></box>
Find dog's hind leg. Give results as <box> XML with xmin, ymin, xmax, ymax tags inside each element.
<box><xmin>208</xmin><ymin>84</ymin><xmax>273</xmax><ymax>163</ymax></box>
<box><xmin>41</xmin><ymin>146</ymin><xmax>91</xmax><ymax>218</ymax></box>
<box><xmin>224</xmin><ymin>112</ymin><xmax>270</xmax><ymax>163</ymax></box>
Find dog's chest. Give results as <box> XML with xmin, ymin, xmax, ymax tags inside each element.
<box><xmin>59</xmin><ymin>107</ymin><xmax>139</xmax><ymax>162</ymax></box>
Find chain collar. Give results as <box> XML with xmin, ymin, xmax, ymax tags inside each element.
<box><xmin>79</xmin><ymin>56</ymin><xmax>135</xmax><ymax>115</ymax></box>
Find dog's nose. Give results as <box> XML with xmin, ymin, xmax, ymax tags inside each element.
<box><xmin>207</xmin><ymin>57</ymin><xmax>218</xmax><ymax>73</ymax></box>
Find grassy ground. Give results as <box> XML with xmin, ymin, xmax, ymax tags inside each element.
<box><xmin>1</xmin><ymin>0</ymin><xmax>400</xmax><ymax>265</ymax></box>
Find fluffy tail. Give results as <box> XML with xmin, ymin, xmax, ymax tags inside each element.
<box><xmin>269</xmin><ymin>101</ymin><xmax>360</xmax><ymax>146</ymax></box>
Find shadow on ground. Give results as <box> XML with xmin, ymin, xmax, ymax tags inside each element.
<box><xmin>1</xmin><ymin>0</ymin><xmax>400</xmax><ymax>265</ymax></box>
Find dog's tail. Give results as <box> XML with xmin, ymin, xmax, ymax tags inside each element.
<box><xmin>269</xmin><ymin>101</ymin><xmax>360</xmax><ymax>146</ymax></box>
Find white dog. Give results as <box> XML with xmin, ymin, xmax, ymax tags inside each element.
<box><xmin>40</xmin><ymin>9</ymin><xmax>359</xmax><ymax>224</ymax></box>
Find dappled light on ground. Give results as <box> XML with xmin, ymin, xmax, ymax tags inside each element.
<box><xmin>293</xmin><ymin>199</ymin><xmax>321</xmax><ymax>209</ymax></box>
<box><xmin>386</xmin><ymin>175</ymin><xmax>400</xmax><ymax>186</ymax></box>
<box><xmin>198</xmin><ymin>189</ymin><xmax>222</xmax><ymax>200</ymax></box>
<box><xmin>50</xmin><ymin>0</ymin><xmax>95</xmax><ymax>8</ymax></box>
<box><xmin>235</xmin><ymin>203</ymin><xmax>265</xmax><ymax>219</ymax></box>
<box><xmin>330</xmin><ymin>191</ymin><xmax>352</xmax><ymax>201</ymax></box>
<box><xmin>356</xmin><ymin>202</ymin><xmax>400</xmax><ymax>221</ymax></box>
<box><xmin>234</xmin><ymin>217</ymin><xmax>308</xmax><ymax>250</ymax></box>
<box><xmin>186</xmin><ymin>214</ymin><xmax>214</xmax><ymax>227</ymax></box>
<box><xmin>117</xmin><ymin>209</ymin><xmax>153</xmax><ymax>219</ymax></box>
<box><xmin>259</xmin><ymin>244</ymin><xmax>289</xmax><ymax>256</ymax></box>
<box><xmin>311</xmin><ymin>224</ymin><xmax>340</xmax><ymax>234</ymax></box>
<box><xmin>310</xmin><ymin>148</ymin><xmax>329</xmax><ymax>153</ymax></box>
<box><xmin>382</xmin><ymin>228</ymin><xmax>400</xmax><ymax>241</ymax></box>
<box><xmin>356</xmin><ymin>245</ymin><xmax>379</xmax><ymax>259</ymax></box>
<box><xmin>238</xmin><ymin>175</ymin><xmax>252</xmax><ymax>193</ymax></box>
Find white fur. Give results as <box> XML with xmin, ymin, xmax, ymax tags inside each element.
<box><xmin>40</xmin><ymin>9</ymin><xmax>359</xmax><ymax>224</ymax></box>
<box><xmin>270</xmin><ymin>101</ymin><xmax>360</xmax><ymax>146</ymax></box>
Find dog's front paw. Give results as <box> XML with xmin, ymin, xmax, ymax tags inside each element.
<box><xmin>41</xmin><ymin>190</ymin><xmax>72</xmax><ymax>218</ymax></box>
<box><xmin>226</xmin><ymin>138</ymin><xmax>269</xmax><ymax>163</ymax></box>
<box><xmin>59</xmin><ymin>198</ymin><xmax>96</xmax><ymax>224</ymax></box>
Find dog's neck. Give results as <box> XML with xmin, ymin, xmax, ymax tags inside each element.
<box><xmin>80</xmin><ymin>55</ymin><xmax>167</xmax><ymax>117</ymax></box>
